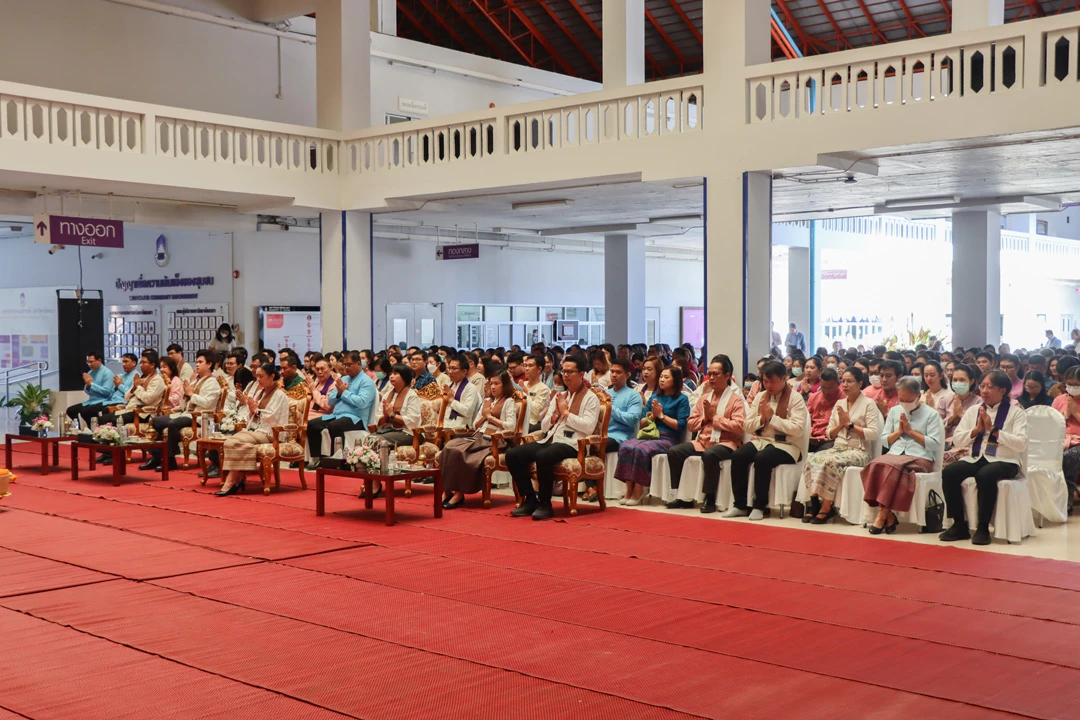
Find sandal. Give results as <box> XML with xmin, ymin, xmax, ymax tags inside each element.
<box><xmin>582</xmin><ymin>489</ymin><xmax>599</xmax><ymax>502</ymax></box>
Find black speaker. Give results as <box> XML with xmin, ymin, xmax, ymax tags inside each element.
<box><xmin>57</xmin><ymin>293</ymin><xmax>104</xmax><ymax>392</ymax></box>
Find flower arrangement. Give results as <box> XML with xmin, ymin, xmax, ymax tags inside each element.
<box><xmin>30</xmin><ymin>414</ymin><xmax>53</xmax><ymax>432</ymax></box>
<box><xmin>92</xmin><ymin>423</ymin><xmax>123</xmax><ymax>445</ymax></box>
<box><xmin>344</xmin><ymin>443</ymin><xmax>381</xmax><ymax>472</ymax></box>
<box><xmin>219</xmin><ymin>410</ymin><xmax>239</xmax><ymax>435</ymax></box>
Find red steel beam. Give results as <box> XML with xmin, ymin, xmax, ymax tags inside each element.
<box><xmin>441</xmin><ymin>0</ymin><xmax>515</xmax><ymax>63</ymax></box>
<box><xmin>562</xmin><ymin>0</ymin><xmax>666</xmax><ymax>78</ymax></box>
<box><xmin>529</xmin><ymin>0</ymin><xmax>601</xmax><ymax>76</ymax></box>
<box><xmin>666</xmin><ymin>0</ymin><xmax>703</xmax><ymax>44</ymax></box>
<box><xmin>893</xmin><ymin>0</ymin><xmax>928</xmax><ymax>38</ymax></box>
<box><xmin>499</xmin><ymin>0</ymin><xmax>578</xmax><ymax>76</ymax></box>
<box><xmin>852</xmin><ymin>0</ymin><xmax>889</xmax><ymax>45</ymax></box>
<box><xmin>1026</xmin><ymin>0</ymin><xmax>1045</xmax><ymax>16</ymax></box>
<box><xmin>468</xmin><ymin>1</ymin><xmax>545</xmax><ymax>70</ymax></box>
<box><xmin>411</xmin><ymin>0</ymin><xmax>474</xmax><ymax>53</ymax></box>
<box><xmin>398</xmin><ymin>1</ymin><xmax>442</xmax><ymax>46</ymax></box>
<box><xmin>645</xmin><ymin>7</ymin><xmax>687</xmax><ymax>63</ymax></box>
<box><xmin>774</xmin><ymin>0</ymin><xmax>827</xmax><ymax>54</ymax></box>
<box><xmin>813</xmin><ymin>0</ymin><xmax>853</xmax><ymax>50</ymax></box>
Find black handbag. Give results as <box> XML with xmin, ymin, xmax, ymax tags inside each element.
<box><xmin>921</xmin><ymin>489</ymin><xmax>945</xmax><ymax>534</ymax></box>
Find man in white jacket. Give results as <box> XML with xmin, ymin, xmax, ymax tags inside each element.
<box><xmin>940</xmin><ymin>370</ymin><xmax>1028</xmax><ymax>546</ymax></box>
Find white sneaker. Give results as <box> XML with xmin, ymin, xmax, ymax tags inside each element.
<box><xmin>721</xmin><ymin>507</ymin><xmax>749</xmax><ymax>518</ymax></box>
<box><xmin>625</xmin><ymin>496</ymin><xmax>643</xmax><ymax>506</ymax></box>
<box><xmin>748</xmin><ymin>509</ymin><xmax>765</xmax><ymax>521</ymax></box>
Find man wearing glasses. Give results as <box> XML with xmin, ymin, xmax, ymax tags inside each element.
<box><xmin>997</xmin><ymin>354</ymin><xmax>1023</xmax><ymax>399</ymax></box>
<box><xmin>306</xmin><ymin>350</ymin><xmax>376</xmax><ymax>469</ymax></box>
<box><xmin>520</xmin><ymin>354</ymin><xmax>551</xmax><ymax>433</ymax></box>
<box><xmin>505</xmin><ymin>353</ymin><xmax>599</xmax><ymax>520</ymax></box>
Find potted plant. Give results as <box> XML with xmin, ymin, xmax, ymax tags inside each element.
<box><xmin>2</xmin><ymin>384</ymin><xmax>53</xmax><ymax>437</ymax></box>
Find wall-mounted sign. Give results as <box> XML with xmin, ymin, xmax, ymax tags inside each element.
<box><xmin>34</xmin><ymin>213</ymin><xmax>125</xmax><ymax>248</ymax></box>
<box><xmin>557</xmin><ymin>320</ymin><xmax>579</xmax><ymax>342</ymax></box>
<box><xmin>821</xmin><ymin>269</ymin><xmax>848</xmax><ymax>280</ymax></box>
<box><xmin>398</xmin><ymin>96</ymin><xmax>429</xmax><ymax>116</ymax></box>
<box><xmin>155</xmin><ymin>234</ymin><xmax>170</xmax><ymax>267</ymax></box>
<box><xmin>436</xmin><ymin>243</ymin><xmax>480</xmax><ymax>261</ymax></box>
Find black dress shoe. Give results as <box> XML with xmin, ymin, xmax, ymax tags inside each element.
<box><xmin>700</xmin><ymin>499</ymin><xmax>717</xmax><ymax>514</ymax></box>
<box><xmin>99</xmin><ymin>455</ymin><xmax>113</xmax><ymax>466</ymax></box>
<box><xmin>939</xmin><ymin>523</ymin><xmax>971</xmax><ymax>542</ymax></box>
<box><xmin>155</xmin><ymin>461</ymin><xmax>178</xmax><ymax>473</ymax></box>
<box><xmin>215</xmin><ymin>480</ymin><xmax>245</xmax><ymax>497</ymax></box>
<box><xmin>531</xmin><ymin>504</ymin><xmax>554</xmax><ymax>521</ymax></box>
<box><xmin>511</xmin><ymin>501</ymin><xmax>538</xmax><ymax>517</ymax></box>
<box><xmin>971</xmin><ymin>526</ymin><xmax>992</xmax><ymax>545</ymax></box>
<box><xmin>307</xmin><ymin>458</ymin><xmax>321</xmax><ymax>470</ymax></box>
<box><xmin>138</xmin><ymin>458</ymin><xmax>160</xmax><ymax>471</ymax></box>
<box><xmin>206</xmin><ymin>466</ymin><xmax>221</xmax><ymax>479</ymax></box>
<box><xmin>443</xmin><ymin>496</ymin><xmax>465</xmax><ymax>510</ymax></box>
<box><xmin>665</xmin><ymin>499</ymin><xmax>694</xmax><ymax>509</ymax></box>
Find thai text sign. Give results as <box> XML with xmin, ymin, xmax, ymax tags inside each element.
<box><xmin>34</xmin><ymin>214</ymin><xmax>125</xmax><ymax>248</ymax></box>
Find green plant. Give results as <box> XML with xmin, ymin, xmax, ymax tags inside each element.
<box><xmin>882</xmin><ymin>328</ymin><xmax>949</xmax><ymax>351</ymax></box>
<box><xmin>2</xmin><ymin>384</ymin><xmax>52</xmax><ymax>425</ymax></box>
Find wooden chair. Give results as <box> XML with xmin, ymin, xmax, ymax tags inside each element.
<box><xmin>515</xmin><ymin>388</ymin><xmax>613</xmax><ymax>516</ymax></box>
<box><xmin>482</xmin><ymin>390</ymin><xmax>528</xmax><ymax>508</ymax></box>
<box><xmin>254</xmin><ymin>388</ymin><xmax>312</xmax><ymax>495</ymax></box>
<box><xmin>399</xmin><ymin>382</ymin><xmax>449</xmax><ymax>466</ymax></box>
<box><xmin>180</xmin><ymin>375</ymin><xmax>229</xmax><ymax>468</ymax></box>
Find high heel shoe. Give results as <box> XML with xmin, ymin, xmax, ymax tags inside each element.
<box><xmin>884</xmin><ymin>513</ymin><xmax>899</xmax><ymax>534</ymax></box>
<box><xmin>810</xmin><ymin>507</ymin><xmax>837</xmax><ymax>525</ymax></box>
<box><xmin>802</xmin><ymin>496</ymin><xmax>822</xmax><ymax>523</ymax></box>
<box><xmin>215</xmin><ymin>480</ymin><xmax>245</xmax><ymax>497</ymax></box>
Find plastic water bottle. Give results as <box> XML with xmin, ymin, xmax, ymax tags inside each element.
<box><xmin>333</xmin><ymin>436</ymin><xmax>343</xmax><ymax>458</ymax></box>
<box><xmin>379</xmin><ymin>441</ymin><xmax>390</xmax><ymax>473</ymax></box>
<box><xmin>118</xmin><ymin>422</ymin><xmax>128</xmax><ymax>444</ymax></box>
<box><xmin>90</xmin><ymin>417</ymin><xmax>98</xmax><ymax>432</ymax></box>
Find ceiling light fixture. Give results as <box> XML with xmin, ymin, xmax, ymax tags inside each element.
<box><xmin>672</xmin><ymin>181</ymin><xmax>704</xmax><ymax>189</ymax></box>
<box><xmin>883</xmin><ymin>196</ymin><xmax>960</xmax><ymax>209</ymax></box>
<box><xmin>511</xmin><ymin>198</ymin><xmax>575</xmax><ymax>211</ymax></box>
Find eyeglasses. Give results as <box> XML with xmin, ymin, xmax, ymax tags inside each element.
<box><xmin>562</xmin><ymin>369</ymin><xmax>582</xmax><ymax>375</ymax></box>
<box><xmin>706</xmin><ymin>371</ymin><xmax>722</xmax><ymax>377</ymax></box>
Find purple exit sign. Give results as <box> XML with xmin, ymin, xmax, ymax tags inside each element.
<box><xmin>34</xmin><ymin>214</ymin><xmax>125</xmax><ymax>249</ymax></box>
<box><xmin>436</xmin><ymin>243</ymin><xmax>479</xmax><ymax>261</ymax></box>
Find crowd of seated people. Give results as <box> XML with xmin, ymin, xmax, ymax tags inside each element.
<box><xmin>57</xmin><ymin>333</ymin><xmax>1080</xmax><ymax>540</ymax></box>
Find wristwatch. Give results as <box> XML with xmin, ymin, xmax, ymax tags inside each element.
<box><xmin>847</xmin><ymin>422</ymin><xmax>855</xmax><ymax>431</ymax></box>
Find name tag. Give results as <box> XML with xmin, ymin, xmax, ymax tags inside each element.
<box><xmin>563</xmin><ymin>429</ymin><xmax>575</xmax><ymax>439</ymax></box>
<box><xmin>985</xmin><ymin>442</ymin><xmax>998</xmax><ymax>457</ymax></box>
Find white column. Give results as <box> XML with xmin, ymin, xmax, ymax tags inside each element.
<box><xmin>787</xmin><ymin>247</ymin><xmax>810</xmax><ymax>349</ymax></box>
<box><xmin>603</xmin><ymin>0</ymin><xmax>645</xmax><ymax>89</ymax></box>
<box><xmin>952</xmin><ymin>0</ymin><xmax>1004</xmax><ymax>33</ymax></box>
<box><xmin>604</xmin><ymin>234</ymin><xmax>646</xmax><ymax>345</ymax></box>
<box><xmin>951</xmin><ymin>210</ymin><xmax>1001</xmax><ymax>348</ymax></box>
<box><xmin>371</xmin><ymin>0</ymin><xmax>396</xmax><ymax>35</ymax></box>
<box><xmin>321</xmin><ymin>211</ymin><xmax>373</xmax><ymax>350</ymax></box>
<box><xmin>316</xmin><ymin>0</ymin><xmax>371</xmax><ymax>131</ymax></box>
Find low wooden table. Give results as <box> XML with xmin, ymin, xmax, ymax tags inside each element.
<box><xmin>71</xmin><ymin>439</ymin><xmax>168</xmax><ymax>486</ymax></box>
<box><xmin>316</xmin><ymin>465</ymin><xmax>442</xmax><ymax>526</ymax></box>
<box><xmin>5</xmin><ymin>433</ymin><xmax>76</xmax><ymax>475</ymax></box>
<box><xmin>195</xmin><ymin>436</ymin><xmax>226</xmax><ymax>486</ymax></box>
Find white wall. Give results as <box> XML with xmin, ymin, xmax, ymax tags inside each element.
<box><xmin>0</xmin><ymin>225</ymin><xmax>320</xmax><ymax>355</ymax></box>
<box><xmin>371</xmin><ymin>238</ymin><xmax>702</xmax><ymax>350</ymax></box>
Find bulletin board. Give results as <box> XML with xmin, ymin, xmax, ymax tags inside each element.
<box><xmin>164</xmin><ymin>303</ymin><xmax>230</xmax><ymax>363</ymax></box>
<box><xmin>258</xmin><ymin>306</ymin><xmax>321</xmax><ymax>355</ymax></box>
<box><xmin>106</xmin><ymin>305</ymin><xmax>160</xmax><ymax>363</ymax></box>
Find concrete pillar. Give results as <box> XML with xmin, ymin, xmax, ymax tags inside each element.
<box><xmin>371</xmin><ymin>0</ymin><xmax>396</xmax><ymax>35</ymax></box>
<box><xmin>952</xmin><ymin>0</ymin><xmax>1004</xmax><ymax>32</ymax></box>
<box><xmin>316</xmin><ymin>0</ymin><xmax>371</xmax><ymax>131</ymax></box>
<box><xmin>320</xmin><ymin>211</ymin><xmax>373</xmax><ymax>350</ymax></box>
<box><xmin>603</xmin><ymin>0</ymin><xmax>645</xmax><ymax>89</ymax></box>
<box><xmin>604</xmin><ymin>234</ymin><xmax>647</xmax><ymax>345</ymax></box>
<box><xmin>951</xmin><ymin>211</ymin><xmax>1001</xmax><ymax>348</ymax></box>
<box><xmin>787</xmin><ymin>247</ymin><xmax>810</xmax><ymax>350</ymax></box>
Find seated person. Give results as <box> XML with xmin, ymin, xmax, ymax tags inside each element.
<box><xmin>792</xmin><ymin>356</ymin><xmax>822</xmax><ymax>398</ymax></box>
<box><xmin>578</xmin><ymin>358</ymin><xmax>642</xmax><ymax>503</ymax></box>
<box><xmin>1048</xmin><ymin>356</ymin><xmax>1079</xmax><ymax>398</ymax></box>
<box><xmin>742</xmin><ymin>373</ymin><xmax>758</xmax><ymax>398</ymax></box>
<box><xmin>940</xmin><ymin>370</ymin><xmax>1028</xmax><ymax>545</ymax></box>
<box><xmin>974</xmin><ymin>350</ymin><xmax>996</xmax><ymax>377</ymax></box>
<box><xmin>409</xmin><ymin>351</ymin><xmax>436</xmax><ymax>390</ymax></box>
<box><xmin>305</xmin><ymin>351</ymin><xmax>376</xmax><ymax>468</ymax></box>
<box><xmin>465</xmin><ymin>352</ymin><xmax>486</xmax><ymax>395</ymax></box>
<box><xmin>67</xmin><ymin>351</ymin><xmax>115</xmax><ymax>428</ymax></box>
<box><xmin>665</xmin><ymin>354</ymin><xmax>746</xmax><ymax>514</ymax></box>
<box><xmin>860</xmin><ymin>376</ymin><xmax>943</xmax><ymax>535</ymax></box>
<box><xmin>922</xmin><ymin>361</ymin><xmax>950</xmax><ymax>410</ymax></box>
<box><xmin>999</xmin><ymin>353</ymin><xmax>1023</xmax><ymax>399</ymax></box>
<box><xmin>159</xmin><ymin>356</ymin><xmax>185</xmax><ymax>412</ymax></box>
<box><xmin>1016</xmin><ymin>370</ymin><xmax>1052</xmax><ymax>409</ymax></box>
<box><xmin>167</xmin><ymin>343</ymin><xmax>194</xmax><ymax>381</ymax></box>
<box><xmin>427</xmin><ymin>353</ymin><xmax>452</xmax><ymax>388</ymax></box>
<box><xmin>370</xmin><ymin>364</ymin><xmax>420</xmax><ymax>448</ymax></box>
<box><xmin>801</xmin><ymin>367</ymin><xmax>881</xmax><ymax>523</ymax></box>
<box><xmin>279</xmin><ymin>354</ymin><xmax>305</xmax><ymax>393</ymax></box>
<box><xmin>864</xmin><ymin>359</ymin><xmax>902</xmax><ymax>417</ymax></box>
<box><xmin>107</xmin><ymin>353</ymin><xmax>140</xmax><ymax>410</ymax></box>
<box><xmin>723</xmin><ymin>360</ymin><xmax>809</xmax><ymax>521</ymax></box>
<box><xmin>99</xmin><ymin>350</ymin><xmax>166</xmax><ymax>431</ymax></box>
<box><xmin>616</xmin><ymin>366</ymin><xmax>690</xmax><ymax>506</ymax></box>
<box><xmin>216</xmin><ymin>364</ymin><xmax>290</xmax><ymax>496</ymax></box>
<box><xmin>304</xmin><ymin>356</ymin><xmax>337</xmax><ymax>418</ymax></box>
<box><xmin>373</xmin><ymin>356</ymin><xmax>393</xmax><ymax>397</ymax></box>
<box><xmin>1053</xmin><ymin>365</ymin><xmax>1080</xmax><ymax>510</ymax></box>
<box><xmin>143</xmin><ymin>350</ymin><xmax>222</xmax><ymax>472</ymax></box>
<box><xmin>939</xmin><ymin>363</ymin><xmax>979</xmax><ymax>463</ymax></box>
<box><xmin>586</xmin><ymin>350</ymin><xmax>612</xmax><ymax>388</ymax></box>
<box><xmin>506</xmin><ymin>352</ymin><xmax>528</xmax><ymax>390</ymax></box>
<box><xmin>505</xmin><ymin>353</ymin><xmax>599</xmax><ymax>521</ymax></box>
<box><xmin>440</xmin><ymin>354</ymin><xmax>482</xmax><ymax>433</ymax></box>
<box><xmin>520</xmin><ymin>354</ymin><xmax>551</xmax><ymax>433</ymax></box>
<box><xmin>806</xmin><ymin>368</ymin><xmax>842</xmax><ymax>452</ymax></box>
<box><xmin>439</xmin><ymin>369</ymin><xmax>518</xmax><ymax>509</ymax></box>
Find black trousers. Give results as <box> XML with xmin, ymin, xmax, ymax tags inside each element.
<box><xmin>730</xmin><ymin>443</ymin><xmax>796</xmax><ymax>510</ymax></box>
<box><xmin>941</xmin><ymin>456</ymin><xmax>1020</xmax><ymax>528</ymax></box>
<box><xmin>98</xmin><ymin>409</ymin><xmax>136</xmax><ymax>428</ymax></box>
<box><xmin>307</xmin><ymin>416</ymin><xmax>361</xmax><ymax>458</ymax></box>
<box><xmin>66</xmin><ymin>402</ymin><xmax>106</xmax><ymax>425</ymax></box>
<box><xmin>505</xmin><ymin>440</ymin><xmax>578</xmax><ymax>505</ymax></box>
<box><xmin>667</xmin><ymin>442</ymin><xmax>736</xmax><ymax>497</ymax></box>
<box><xmin>149</xmin><ymin>414</ymin><xmax>192</xmax><ymax>464</ymax></box>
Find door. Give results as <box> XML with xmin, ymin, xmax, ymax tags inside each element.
<box><xmin>385</xmin><ymin>303</ymin><xmax>443</xmax><ymax>349</ymax></box>
<box><xmin>645</xmin><ymin>307</ymin><xmax>661</xmax><ymax>346</ymax></box>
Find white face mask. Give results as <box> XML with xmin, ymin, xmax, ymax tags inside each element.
<box><xmin>826</xmin><ymin>363</ymin><xmax>838</xmax><ymax>370</ymax></box>
<box><xmin>869</xmin><ymin>375</ymin><xmax>882</xmax><ymax>388</ymax></box>
<box><xmin>792</xmin><ymin>368</ymin><xmax>804</xmax><ymax>378</ymax></box>
<box><xmin>899</xmin><ymin>400</ymin><xmax>919</xmax><ymax>414</ymax></box>
<box><xmin>1067</xmin><ymin>385</ymin><xmax>1080</xmax><ymax>397</ymax></box>
<box><xmin>427</xmin><ymin>364</ymin><xmax>437</xmax><ymax>374</ymax></box>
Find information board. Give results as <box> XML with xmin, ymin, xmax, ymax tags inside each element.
<box><xmin>106</xmin><ymin>305</ymin><xmax>161</xmax><ymax>363</ymax></box>
<box><xmin>258</xmin><ymin>306</ymin><xmax>321</xmax><ymax>355</ymax></box>
<box><xmin>164</xmin><ymin>303</ymin><xmax>230</xmax><ymax>363</ymax></box>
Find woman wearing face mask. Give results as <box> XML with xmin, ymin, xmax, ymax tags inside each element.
<box><xmin>825</xmin><ymin>354</ymin><xmax>841</xmax><ymax>372</ymax></box>
<box><xmin>1017</xmin><ymin>370</ymin><xmax>1052</xmax><ymax>409</ymax></box>
<box><xmin>860</xmin><ymin>376</ymin><xmax>943</xmax><ymax>534</ymax></box>
<box><xmin>1053</xmin><ymin>365</ymin><xmax>1080</xmax><ymax>511</ymax></box>
<box><xmin>1047</xmin><ymin>356</ymin><xmax>1079</xmax><ymax>398</ymax></box>
<box><xmin>788</xmin><ymin>356</ymin><xmax>804</xmax><ymax>384</ymax></box>
<box><xmin>793</xmin><ymin>356</ymin><xmax>822</xmax><ymax>398</ymax></box>
<box><xmin>939</xmin><ymin>363</ymin><xmax>980</xmax><ymax>464</ymax></box>
<box><xmin>922</xmin><ymin>361</ymin><xmax>950</xmax><ymax>410</ymax></box>
<box><xmin>359</xmin><ymin>349</ymin><xmax>377</xmax><ymax>380</ymax></box>
<box><xmin>374</xmin><ymin>357</ymin><xmax>393</xmax><ymax>397</ymax></box>
<box><xmin>743</xmin><ymin>373</ymin><xmax>758</xmax><ymax>398</ymax></box>
<box><xmin>427</xmin><ymin>353</ymin><xmax>451</xmax><ymax>389</ymax></box>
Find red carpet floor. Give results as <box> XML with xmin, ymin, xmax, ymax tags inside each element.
<box><xmin>1</xmin><ymin>443</ymin><xmax>1078</xmax><ymax>719</ymax></box>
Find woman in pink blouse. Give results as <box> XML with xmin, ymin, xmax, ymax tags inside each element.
<box><xmin>1052</xmin><ymin>364</ymin><xmax>1080</xmax><ymax>511</ymax></box>
<box><xmin>305</xmin><ymin>356</ymin><xmax>337</xmax><ymax>419</ymax></box>
<box><xmin>158</xmin><ymin>356</ymin><xmax>185</xmax><ymax>412</ymax></box>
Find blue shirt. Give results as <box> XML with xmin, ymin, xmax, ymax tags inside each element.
<box><xmin>607</xmin><ymin>385</ymin><xmax>643</xmax><ymax>444</ymax></box>
<box><xmin>883</xmin><ymin>402</ymin><xmax>942</xmax><ymax>463</ymax></box>
<box><xmin>325</xmin><ymin>372</ymin><xmax>377</xmax><ymax>423</ymax></box>
<box><xmin>108</xmin><ymin>370</ymin><xmax>137</xmax><ymax>405</ymax></box>
<box><xmin>85</xmin><ymin>365</ymin><xmax>116</xmax><ymax>404</ymax></box>
<box><xmin>414</xmin><ymin>370</ymin><xmax>436</xmax><ymax>390</ymax></box>
<box><xmin>643</xmin><ymin>391</ymin><xmax>691</xmax><ymax>440</ymax></box>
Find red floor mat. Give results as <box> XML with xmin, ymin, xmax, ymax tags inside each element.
<box><xmin>4</xmin><ymin>580</ymin><xmax>699</xmax><ymax>720</ymax></box>
<box><xmin>152</xmin><ymin>562</ymin><xmax>1033</xmax><ymax>719</ymax></box>
<box><xmin>0</xmin><ymin>509</ymin><xmax>251</xmax><ymax>579</ymax></box>
<box><xmin>0</xmin><ymin>607</ymin><xmax>353</xmax><ymax>719</ymax></box>
<box><xmin>0</xmin><ymin>547</ymin><xmax>112</xmax><ymax>598</ymax></box>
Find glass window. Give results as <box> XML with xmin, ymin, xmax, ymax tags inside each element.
<box><xmin>590</xmin><ymin>307</ymin><xmax>605</xmax><ymax>322</ymax></box>
<box><xmin>457</xmin><ymin>325</ymin><xmax>470</xmax><ymax>348</ymax></box>
<box><xmin>470</xmin><ymin>325</ymin><xmax>482</xmax><ymax>347</ymax></box>
<box><xmin>485</xmin><ymin>305</ymin><xmax>512</xmax><ymax>322</ymax></box>
<box><xmin>564</xmin><ymin>307</ymin><xmax>587</xmax><ymax>320</ymax></box>
<box><xmin>514</xmin><ymin>306</ymin><xmax>539</xmax><ymax>322</ymax></box>
<box><xmin>457</xmin><ymin>305</ymin><xmax>483</xmax><ymax>322</ymax></box>
<box><xmin>542</xmin><ymin>307</ymin><xmax>563</xmax><ymax>322</ymax></box>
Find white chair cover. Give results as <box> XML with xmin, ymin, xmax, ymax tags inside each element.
<box><xmin>745</xmin><ymin>425</ymin><xmax>810</xmax><ymax>517</ymax></box>
<box><xmin>324</xmin><ymin>398</ymin><xmax>381</xmax><ymax>456</ymax></box>
<box><xmin>1023</xmin><ymin>405</ymin><xmax>1068</xmax><ymax>524</ymax></box>
<box><xmin>603</xmin><ymin>454</ymin><xmax>622</xmax><ymax>499</ymax></box>
<box><xmin>832</xmin><ymin>417</ymin><xmax>885</xmax><ymax>518</ymax></box>
<box><xmin>960</xmin><ymin>422</ymin><xmax>1036</xmax><ymax>543</ymax></box>
<box><xmin>649</xmin><ymin>425</ymin><xmax>692</xmax><ymax>503</ymax></box>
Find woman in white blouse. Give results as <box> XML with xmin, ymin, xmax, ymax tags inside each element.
<box><xmin>437</xmin><ymin>369</ymin><xmax>519</xmax><ymax>510</ymax></box>
<box><xmin>217</xmin><ymin>364</ymin><xmax>290</xmax><ymax>496</ymax></box>
<box><xmin>922</xmin><ymin>361</ymin><xmax>951</xmax><ymax>411</ymax></box>
<box><xmin>370</xmin><ymin>364</ymin><xmax>421</xmax><ymax>448</ymax></box>
<box><xmin>801</xmin><ymin>367</ymin><xmax>882</xmax><ymax>523</ymax></box>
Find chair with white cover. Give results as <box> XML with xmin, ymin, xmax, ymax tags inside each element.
<box><xmin>649</xmin><ymin>425</ymin><xmax>691</xmax><ymax>504</ymax></box>
<box><xmin>322</xmin><ymin>396</ymin><xmax>380</xmax><ymax>457</ymax></box>
<box><xmin>1023</xmin><ymin>405</ymin><xmax>1068</xmax><ymax>526</ymax></box>
<box><xmin>745</xmin><ymin>425</ymin><xmax>811</xmax><ymax>518</ymax></box>
<box><xmin>833</xmin><ymin>419</ymin><xmax>885</xmax><ymax>522</ymax></box>
<box><xmin>959</xmin><ymin>430</ymin><xmax>1036</xmax><ymax>543</ymax></box>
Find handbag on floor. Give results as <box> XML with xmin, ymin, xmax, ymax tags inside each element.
<box><xmin>920</xmin><ymin>489</ymin><xmax>945</xmax><ymax>533</ymax></box>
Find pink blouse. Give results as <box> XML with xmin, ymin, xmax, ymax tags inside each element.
<box><xmin>165</xmin><ymin>376</ymin><xmax>185</xmax><ymax>410</ymax></box>
<box><xmin>1052</xmin><ymin>394</ymin><xmax>1080</xmax><ymax>445</ymax></box>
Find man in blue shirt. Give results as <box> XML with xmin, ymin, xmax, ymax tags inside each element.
<box><xmin>305</xmin><ymin>350</ymin><xmax>376</xmax><ymax>469</ymax></box>
<box><xmin>409</xmin><ymin>351</ymin><xmax>436</xmax><ymax>390</ymax></box>
<box><xmin>785</xmin><ymin>323</ymin><xmax>807</xmax><ymax>355</ymax></box>
<box><xmin>583</xmin><ymin>358</ymin><xmax>644</xmax><ymax>503</ymax></box>
<box><xmin>1045</xmin><ymin>330</ymin><xmax>1062</xmax><ymax>349</ymax></box>
<box><xmin>65</xmin><ymin>351</ymin><xmax>117</xmax><ymax>428</ymax></box>
<box><xmin>107</xmin><ymin>353</ymin><xmax>140</xmax><ymax>407</ymax></box>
